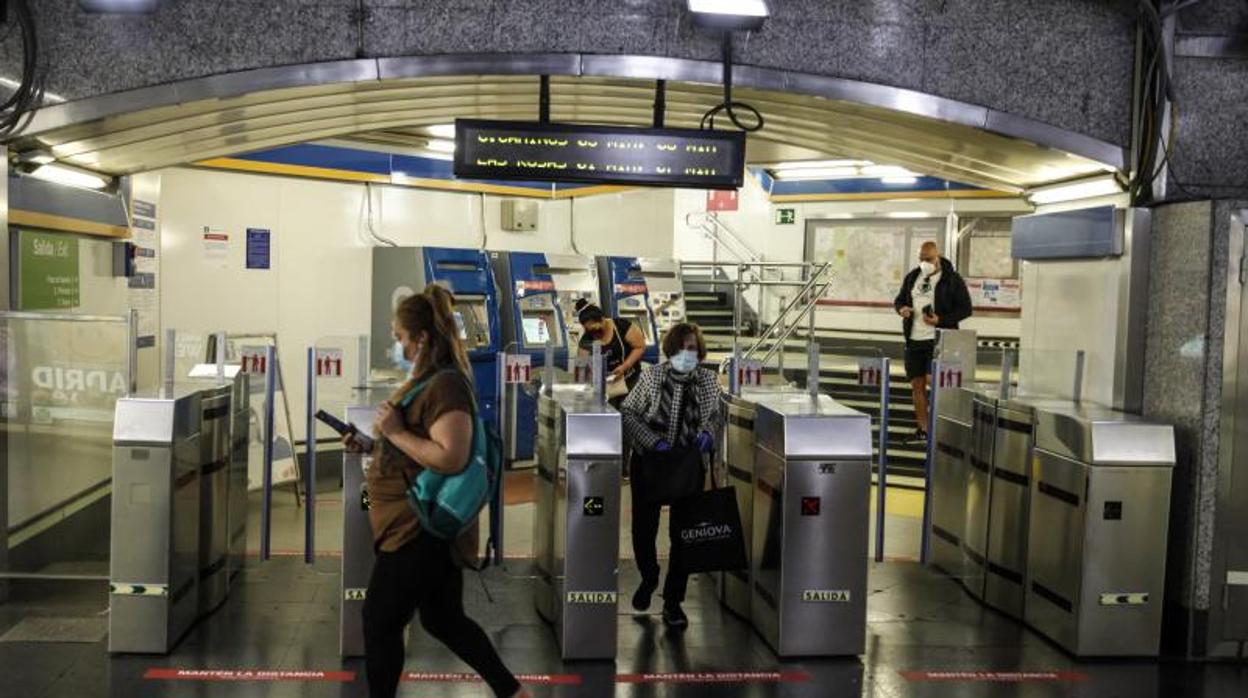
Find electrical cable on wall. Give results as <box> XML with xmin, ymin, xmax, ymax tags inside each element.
<box><xmin>362</xmin><ymin>182</ymin><xmax>397</xmax><ymax>247</ymax></box>
<box><xmin>700</xmin><ymin>33</ymin><xmax>764</xmax><ymax>133</ymax></box>
<box><xmin>0</xmin><ymin>0</ymin><xmax>45</xmax><ymax>138</ymax></box>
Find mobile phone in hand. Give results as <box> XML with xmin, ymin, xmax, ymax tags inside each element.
<box><xmin>922</xmin><ymin>304</ymin><xmax>934</xmax><ymax>318</ymax></box>
<box><xmin>315</xmin><ymin>410</ymin><xmax>374</xmax><ymax>451</ymax></box>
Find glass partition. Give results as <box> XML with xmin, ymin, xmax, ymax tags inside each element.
<box><xmin>1</xmin><ymin>312</ymin><xmax>132</xmax><ymax>582</ymax></box>
<box><xmin>218</xmin><ymin>332</ymin><xmax>300</xmax><ymax>492</ymax></box>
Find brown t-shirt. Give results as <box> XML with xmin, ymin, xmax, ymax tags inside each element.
<box><xmin>366</xmin><ymin>368</ymin><xmax>480</xmax><ymax>566</ymax></box>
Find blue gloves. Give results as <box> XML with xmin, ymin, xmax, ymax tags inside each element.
<box><xmin>654</xmin><ymin>439</ymin><xmax>672</xmax><ymax>452</ymax></box>
<box><xmin>696</xmin><ymin>431</ymin><xmax>714</xmax><ymax>454</ymax></box>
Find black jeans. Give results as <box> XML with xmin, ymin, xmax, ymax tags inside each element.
<box><xmin>362</xmin><ymin>533</ymin><xmax>520</xmax><ymax>698</ymax></box>
<box><xmin>631</xmin><ymin>478</ymin><xmax>690</xmax><ymax>607</ymax></box>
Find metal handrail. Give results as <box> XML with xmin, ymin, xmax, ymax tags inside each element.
<box><xmin>685</xmin><ymin>211</ymin><xmax>762</xmax><ymax>265</ymax></box>
<box><xmin>742</xmin><ymin>262</ymin><xmax>832</xmax><ymax>362</ymax></box>
<box><xmin>756</xmin><ymin>278</ymin><xmax>833</xmax><ymax>366</ymax></box>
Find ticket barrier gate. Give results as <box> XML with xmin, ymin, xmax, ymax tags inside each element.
<box><xmin>929</xmin><ymin>385</ymin><xmax>975</xmax><ymax>580</ymax></box>
<box><xmin>191</xmin><ymin>384</ymin><xmax>232</xmax><ymax>615</ymax></box>
<box><xmin>983</xmin><ymin>397</ymin><xmax>1037</xmax><ymax>619</ymax></box>
<box><xmin>339</xmin><ymin>393</ymin><xmax>383</xmax><ymax>657</ymax></box>
<box><xmin>109</xmin><ymin>390</ymin><xmax>203</xmax><ymax>654</ymax></box>
<box><xmin>1025</xmin><ymin>403</ymin><xmax>1175</xmax><ymax>656</ymax></box>
<box><xmin>962</xmin><ymin>389</ymin><xmax>997</xmax><ymax>600</ymax></box>
<box><xmin>750</xmin><ymin>394</ymin><xmax>872</xmax><ymax>657</ymax></box>
<box><xmin>532</xmin><ymin>385</ymin><xmax>622</xmax><ymax>660</ymax></box>
<box><xmin>716</xmin><ymin>386</ymin><xmax>808</xmax><ymax>620</ymax></box>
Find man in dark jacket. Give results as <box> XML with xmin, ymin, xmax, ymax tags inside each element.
<box><xmin>893</xmin><ymin>241</ymin><xmax>972</xmax><ymax>440</ymax></box>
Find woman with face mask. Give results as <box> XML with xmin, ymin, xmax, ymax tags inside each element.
<box><xmin>347</xmin><ymin>284</ymin><xmax>528</xmax><ymax>698</ymax></box>
<box><xmin>574</xmin><ymin>298</ymin><xmax>648</xmax><ymax>403</ymax></box>
<box><xmin>619</xmin><ymin>323</ymin><xmax>721</xmax><ymax>629</ymax></box>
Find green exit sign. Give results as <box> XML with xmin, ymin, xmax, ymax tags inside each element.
<box><xmin>776</xmin><ymin>208</ymin><xmax>796</xmax><ymax>225</ymax></box>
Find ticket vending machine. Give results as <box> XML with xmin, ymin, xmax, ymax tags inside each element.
<box><xmin>491</xmin><ymin>252</ymin><xmax>600</xmax><ymax>461</ymax></box>
<box><xmin>596</xmin><ymin>256</ymin><xmax>686</xmax><ymax>364</ymax></box>
<box><xmin>371</xmin><ymin>247</ymin><xmax>502</xmax><ymax>427</ymax></box>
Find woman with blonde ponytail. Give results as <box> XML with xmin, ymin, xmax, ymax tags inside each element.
<box><xmin>346</xmin><ymin>284</ymin><xmax>527</xmax><ymax>698</ymax></box>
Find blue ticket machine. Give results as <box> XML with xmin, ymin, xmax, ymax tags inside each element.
<box><xmin>370</xmin><ymin>247</ymin><xmax>502</xmax><ymax>428</ymax></box>
<box><xmin>491</xmin><ymin>251</ymin><xmax>600</xmax><ymax>461</ymax></box>
<box><xmin>596</xmin><ymin>256</ymin><xmax>687</xmax><ymax>365</ymax></box>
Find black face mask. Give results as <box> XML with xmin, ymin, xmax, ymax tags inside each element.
<box><xmin>588</xmin><ymin>328</ymin><xmax>605</xmax><ymax>340</ymax></box>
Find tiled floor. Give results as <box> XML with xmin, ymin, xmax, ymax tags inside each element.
<box><xmin>3</xmin><ymin>481</ymin><xmax>1246</xmax><ymax>697</ymax></box>
<box><xmin>3</xmin><ymin>558</ymin><xmax>1248</xmax><ymax>697</ymax></box>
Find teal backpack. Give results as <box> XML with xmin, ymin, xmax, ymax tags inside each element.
<box><xmin>395</xmin><ymin>370</ymin><xmax>502</xmax><ymax>550</ymax></box>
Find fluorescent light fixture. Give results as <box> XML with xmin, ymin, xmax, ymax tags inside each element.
<box><xmin>1026</xmin><ymin>174</ymin><xmax>1122</xmax><ymax>205</ymax></box>
<box><xmin>425</xmin><ymin>139</ymin><xmax>456</xmax><ymax>154</ymax></box>
<box><xmin>28</xmin><ymin>163</ymin><xmax>110</xmax><ymax>190</ymax></box>
<box><xmin>687</xmin><ymin>0</ymin><xmax>769</xmax><ymax>30</ymax></box>
<box><xmin>16</xmin><ymin>150</ymin><xmax>56</xmax><ymax>166</ymax></box>
<box><xmin>772</xmin><ymin>167</ymin><xmax>862</xmax><ymax>181</ymax></box>
<box><xmin>880</xmin><ymin>176</ymin><xmax>919</xmax><ymax>185</ymax></box>
<box><xmin>768</xmin><ymin>159</ymin><xmax>871</xmax><ymax>172</ymax></box>
<box><xmin>886</xmin><ymin>212</ymin><xmax>931</xmax><ymax>219</ymax></box>
<box><xmin>862</xmin><ymin>165</ymin><xmax>915</xmax><ymax>178</ymax></box>
<box><xmin>426</xmin><ymin>123</ymin><xmax>457</xmax><ymax>139</ymax></box>
<box><xmin>79</xmin><ymin>0</ymin><xmax>161</xmax><ymax>12</ymax></box>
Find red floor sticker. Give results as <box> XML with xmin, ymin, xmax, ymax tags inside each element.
<box><xmin>616</xmin><ymin>671</ymin><xmax>812</xmax><ymax>684</ymax></box>
<box><xmin>403</xmin><ymin>672</ymin><xmax>582</xmax><ymax>685</ymax></box>
<box><xmin>900</xmin><ymin>670</ymin><xmax>1088</xmax><ymax>682</ymax></box>
<box><xmin>144</xmin><ymin>668</ymin><xmax>355</xmax><ymax>682</ymax></box>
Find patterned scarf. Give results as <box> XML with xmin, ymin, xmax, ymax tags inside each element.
<box><xmin>655</xmin><ymin>368</ymin><xmax>700</xmax><ymax>447</ymax></box>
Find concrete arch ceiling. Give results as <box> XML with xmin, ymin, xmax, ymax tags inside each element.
<box><xmin>9</xmin><ymin>55</ymin><xmax>1125</xmax><ymax>194</ymax></box>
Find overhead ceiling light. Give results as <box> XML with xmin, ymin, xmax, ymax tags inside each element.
<box><xmin>880</xmin><ymin>176</ymin><xmax>919</xmax><ymax>185</ymax></box>
<box><xmin>15</xmin><ymin>149</ymin><xmax>56</xmax><ymax>166</ymax></box>
<box><xmin>1026</xmin><ymin>174</ymin><xmax>1123</xmax><ymax>205</ymax></box>
<box><xmin>687</xmin><ymin>0</ymin><xmax>769</xmax><ymax>30</ymax></box>
<box><xmin>862</xmin><ymin>165</ymin><xmax>916</xmax><ymax>178</ymax></box>
<box><xmin>426</xmin><ymin>123</ymin><xmax>457</xmax><ymax>139</ymax></box>
<box><xmin>771</xmin><ymin>167</ymin><xmax>862</xmax><ymax>181</ymax></box>
<box><xmin>425</xmin><ymin>139</ymin><xmax>456</xmax><ymax>154</ymax></box>
<box><xmin>27</xmin><ymin>163</ymin><xmax>111</xmax><ymax>190</ymax></box>
<box><xmin>886</xmin><ymin>212</ymin><xmax>931</xmax><ymax>219</ymax></box>
<box><xmin>79</xmin><ymin>0</ymin><xmax>161</xmax><ymax>13</ymax></box>
<box><xmin>767</xmin><ymin>159</ymin><xmax>871</xmax><ymax>172</ymax></box>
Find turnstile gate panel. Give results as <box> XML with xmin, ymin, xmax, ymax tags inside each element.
<box><xmin>751</xmin><ymin>395</ymin><xmax>872</xmax><ymax>657</ymax></box>
<box><xmin>227</xmin><ymin>373</ymin><xmax>249</xmax><ymax>585</ymax></box>
<box><xmin>195</xmin><ymin>384</ymin><xmax>232</xmax><ymax>616</ymax></box>
<box><xmin>537</xmin><ymin>386</ymin><xmax>622</xmax><ymax>660</ymax></box>
<box><xmin>1025</xmin><ymin>404</ymin><xmax>1174</xmax><ymax>656</ymax></box>
<box><xmin>983</xmin><ymin>400</ymin><xmax>1035</xmax><ymax>619</ymax></box>
<box><xmin>930</xmin><ymin>387</ymin><xmax>974</xmax><ymax>579</ymax></box>
<box><xmin>963</xmin><ymin>392</ymin><xmax>997</xmax><ymax>600</ymax></box>
<box><xmin>340</xmin><ymin>395</ymin><xmax>387</xmax><ymax>657</ymax></box>
<box><xmin>717</xmin><ymin>387</ymin><xmax>810</xmax><ymax>620</ymax></box>
<box><xmin>532</xmin><ymin>393</ymin><xmax>561</xmax><ymax>623</ymax></box>
<box><xmin>109</xmin><ymin>391</ymin><xmax>202</xmax><ymax>654</ymax></box>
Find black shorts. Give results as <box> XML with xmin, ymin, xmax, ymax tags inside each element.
<box><xmin>904</xmin><ymin>340</ymin><xmax>936</xmax><ymax>380</ymax></box>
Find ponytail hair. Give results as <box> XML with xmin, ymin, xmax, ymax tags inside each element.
<box><xmin>393</xmin><ymin>283</ymin><xmax>473</xmax><ymax>385</ymax></box>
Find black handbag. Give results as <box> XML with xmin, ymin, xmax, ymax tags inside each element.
<box><xmin>633</xmin><ymin>445</ymin><xmax>704</xmax><ymax>504</ymax></box>
<box><xmin>669</xmin><ymin>468</ymin><xmax>749</xmax><ymax>575</ymax></box>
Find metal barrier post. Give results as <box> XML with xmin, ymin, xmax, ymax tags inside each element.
<box><xmin>807</xmin><ymin>339</ymin><xmax>820</xmax><ymax>399</ymax></box>
<box><xmin>493</xmin><ymin>351</ymin><xmax>506</xmax><ymax>566</ymax></box>
<box><xmin>592</xmin><ymin>341</ymin><xmax>605</xmax><ymax>402</ymax></box>
<box><xmin>261</xmin><ymin>345</ymin><xmax>277</xmax><ymax>561</ymax></box>
<box><xmin>1073</xmin><ymin>350</ymin><xmax>1086</xmax><ymax>403</ymax></box>
<box><xmin>543</xmin><ymin>344</ymin><xmax>554</xmax><ymax>397</ymax></box>
<box><xmin>215</xmin><ymin>331</ymin><xmax>227</xmax><ymax>385</ymax></box>
<box><xmin>356</xmin><ymin>334</ymin><xmax>370</xmax><ymax>388</ymax></box>
<box><xmin>920</xmin><ymin>359</ymin><xmax>941</xmax><ymax>564</ymax></box>
<box><xmin>304</xmin><ymin>347</ymin><xmax>317</xmax><ymax>564</ymax></box>
<box><xmin>732</xmin><ymin>264</ymin><xmax>743</xmax><ymax>396</ymax></box>
<box><xmin>874</xmin><ymin>356</ymin><xmax>891</xmax><ymax>563</ymax></box>
<box><xmin>127</xmin><ymin>309</ymin><xmax>139</xmax><ymax>394</ymax></box>
<box><xmin>999</xmin><ymin>351</ymin><xmax>1015</xmax><ymax>401</ymax></box>
<box><xmin>163</xmin><ymin>328</ymin><xmax>177</xmax><ymax>398</ymax></box>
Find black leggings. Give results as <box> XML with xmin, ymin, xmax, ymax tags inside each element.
<box><xmin>362</xmin><ymin>533</ymin><xmax>520</xmax><ymax>698</ymax></box>
<box><xmin>631</xmin><ymin>479</ymin><xmax>690</xmax><ymax>606</ymax></box>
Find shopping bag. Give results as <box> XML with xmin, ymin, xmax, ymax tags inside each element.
<box><xmin>670</xmin><ymin>485</ymin><xmax>749</xmax><ymax>574</ymax></box>
<box><xmin>633</xmin><ymin>445</ymin><xmax>704</xmax><ymax>504</ymax></box>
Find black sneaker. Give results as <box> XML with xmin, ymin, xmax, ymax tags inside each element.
<box><xmin>632</xmin><ymin>580</ymin><xmax>657</xmax><ymax>612</ymax></box>
<box><xmin>662</xmin><ymin>604</ymin><xmax>688</xmax><ymax>629</ymax></box>
<box><xmin>911</xmin><ymin>428</ymin><xmax>929</xmax><ymax>444</ymax></box>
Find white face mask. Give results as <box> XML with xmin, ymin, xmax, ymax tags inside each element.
<box><xmin>670</xmin><ymin>349</ymin><xmax>699</xmax><ymax>374</ymax></box>
<box><xmin>919</xmin><ymin>260</ymin><xmax>937</xmax><ymax>276</ymax></box>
